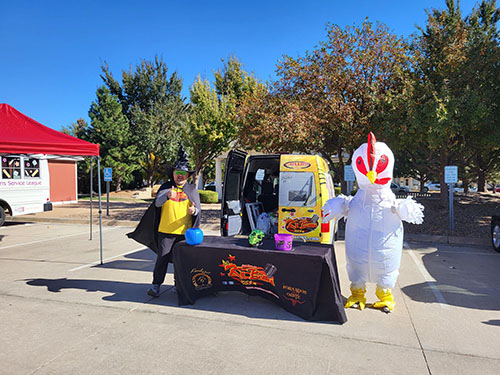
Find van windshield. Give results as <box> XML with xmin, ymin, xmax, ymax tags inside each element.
<box><xmin>279</xmin><ymin>171</ymin><xmax>316</xmax><ymax>207</ymax></box>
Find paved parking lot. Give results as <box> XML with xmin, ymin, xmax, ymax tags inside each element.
<box><xmin>1</xmin><ymin>221</ymin><xmax>499</xmax><ymax>374</ymax></box>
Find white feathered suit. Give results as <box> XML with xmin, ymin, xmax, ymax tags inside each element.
<box><xmin>323</xmin><ymin>133</ymin><xmax>424</xmax><ymax>311</ymax></box>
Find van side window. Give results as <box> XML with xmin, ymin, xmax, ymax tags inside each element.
<box><xmin>24</xmin><ymin>158</ymin><xmax>41</xmax><ymax>178</ymax></box>
<box><xmin>1</xmin><ymin>156</ymin><xmax>21</xmax><ymax>179</ymax></box>
<box><xmin>279</xmin><ymin>172</ymin><xmax>316</xmax><ymax>207</ymax></box>
<box><xmin>225</xmin><ymin>171</ymin><xmax>241</xmax><ymax>201</ymax></box>
<box><xmin>325</xmin><ymin>172</ymin><xmax>335</xmax><ymax>198</ymax></box>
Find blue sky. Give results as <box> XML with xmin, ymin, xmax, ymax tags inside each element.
<box><xmin>1</xmin><ymin>0</ymin><xmax>482</xmax><ymax>131</ymax></box>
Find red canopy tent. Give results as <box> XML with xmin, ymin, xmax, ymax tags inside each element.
<box><xmin>0</xmin><ymin>103</ymin><xmax>105</xmax><ymax>263</ymax></box>
<box><xmin>0</xmin><ymin>103</ymin><xmax>99</xmax><ymax>156</ymax></box>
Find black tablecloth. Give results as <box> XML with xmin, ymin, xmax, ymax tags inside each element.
<box><xmin>172</xmin><ymin>236</ymin><xmax>347</xmax><ymax>323</ymax></box>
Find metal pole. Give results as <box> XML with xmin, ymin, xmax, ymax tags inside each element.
<box><xmin>89</xmin><ymin>157</ymin><xmax>93</xmax><ymax>240</ymax></box>
<box><xmin>106</xmin><ymin>181</ymin><xmax>110</xmax><ymax>216</ymax></box>
<box><xmin>449</xmin><ymin>183</ymin><xmax>454</xmax><ymax>231</ymax></box>
<box><xmin>97</xmin><ymin>156</ymin><xmax>103</xmax><ymax>265</ymax></box>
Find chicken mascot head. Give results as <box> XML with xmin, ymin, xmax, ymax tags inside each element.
<box><xmin>323</xmin><ymin>132</ymin><xmax>424</xmax><ymax>313</ymax></box>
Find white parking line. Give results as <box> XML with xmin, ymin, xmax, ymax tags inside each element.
<box><xmin>404</xmin><ymin>241</ymin><xmax>450</xmax><ymax>310</ymax></box>
<box><xmin>0</xmin><ymin>227</ymin><xmax>117</xmax><ymax>250</ymax></box>
<box><xmin>69</xmin><ymin>246</ymin><xmax>148</xmax><ymax>271</ymax></box>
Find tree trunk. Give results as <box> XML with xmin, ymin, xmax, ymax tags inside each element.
<box><xmin>193</xmin><ymin>170</ymin><xmax>202</xmax><ymax>190</ymax></box>
<box><xmin>115</xmin><ymin>175</ymin><xmax>122</xmax><ymax>192</ymax></box>
<box><xmin>477</xmin><ymin>170</ymin><xmax>486</xmax><ymax>192</ymax></box>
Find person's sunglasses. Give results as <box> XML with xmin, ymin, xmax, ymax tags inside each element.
<box><xmin>174</xmin><ymin>170</ymin><xmax>188</xmax><ymax>177</ymax></box>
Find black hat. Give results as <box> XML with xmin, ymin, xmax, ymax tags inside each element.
<box><xmin>168</xmin><ymin>145</ymin><xmax>195</xmax><ymax>177</ymax></box>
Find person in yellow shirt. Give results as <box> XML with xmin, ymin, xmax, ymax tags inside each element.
<box><xmin>129</xmin><ymin>146</ymin><xmax>201</xmax><ymax>298</ymax></box>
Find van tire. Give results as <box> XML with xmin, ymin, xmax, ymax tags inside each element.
<box><xmin>0</xmin><ymin>207</ymin><xmax>5</xmax><ymax>226</ymax></box>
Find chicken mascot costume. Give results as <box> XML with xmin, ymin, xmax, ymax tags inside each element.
<box><xmin>322</xmin><ymin>132</ymin><xmax>424</xmax><ymax>313</ymax></box>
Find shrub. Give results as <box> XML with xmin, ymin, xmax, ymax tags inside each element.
<box><xmin>199</xmin><ymin>189</ymin><xmax>219</xmax><ymax>203</ymax></box>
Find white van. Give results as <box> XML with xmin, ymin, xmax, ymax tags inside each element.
<box><xmin>0</xmin><ymin>154</ymin><xmax>52</xmax><ymax>226</ymax></box>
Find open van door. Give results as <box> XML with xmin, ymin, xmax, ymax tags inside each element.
<box><xmin>221</xmin><ymin>150</ymin><xmax>247</xmax><ymax>236</ymax></box>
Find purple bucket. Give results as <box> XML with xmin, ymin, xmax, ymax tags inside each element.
<box><xmin>274</xmin><ymin>233</ymin><xmax>293</xmax><ymax>251</ymax></box>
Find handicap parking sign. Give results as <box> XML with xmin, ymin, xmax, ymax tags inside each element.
<box><xmin>104</xmin><ymin>168</ymin><xmax>112</xmax><ymax>182</ymax></box>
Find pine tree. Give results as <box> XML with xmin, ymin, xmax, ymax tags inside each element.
<box><xmin>88</xmin><ymin>86</ymin><xmax>139</xmax><ymax>191</ymax></box>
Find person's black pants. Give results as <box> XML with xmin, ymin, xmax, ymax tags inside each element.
<box><xmin>152</xmin><ymin>233</ymin><xmax>184</xmax><ymax>285</ymax></box>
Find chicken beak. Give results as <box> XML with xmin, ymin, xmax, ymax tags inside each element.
<box><xmin>366</xmin><ymin>170</ymin><xmax>377</xmax><ymax>184</ymax></box>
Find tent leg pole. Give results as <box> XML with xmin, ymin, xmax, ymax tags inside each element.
<box><xmin>97</xmin><ymin>156</ymin><xmax>103</xmax><ymax>265</ymax></box>
<box><xmin>90</xmin><ymin>157</ymin><xmax>93</xmax><ymax>240</ymax></box>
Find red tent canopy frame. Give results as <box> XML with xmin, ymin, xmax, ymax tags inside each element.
<box><xmin>0</xmin><ymin>103</ymin><xmax>99</xmax><ymax>155</ymax></box>
<box><xmin>0</xmin><ymin>103</ymin><xmax>105</xmax><ymax>264</ymax></box>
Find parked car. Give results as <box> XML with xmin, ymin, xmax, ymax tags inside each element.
<box><xmin>423</xmin><ymin>182</ymin><xmax>470</xmax><ymax>193</ymax></box>
<box><xmin>492</xmin><ymin>216</ymin><xmax>500</xmax><ymax>252</ymax></box>
<box><xmin>390</xmin><ymin>182</ymin><xmax>410</xmax><ymax>194</ymax></box>
<box><xmin>423</xmin><ymin>182</ymin><xmax>440</xmax><ymax>192</ymax></box>
<box><xmin>204</xmin><ymin>181</ymin><xmax>221</xmax><ymax>191</ymax></box>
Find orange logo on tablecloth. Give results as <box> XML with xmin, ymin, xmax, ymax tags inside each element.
<box><xmin>282</xmin><ymin>284</ymin><xmax>308</xmax><ymax>307</ymax></box>
<box><xmin>219</xmin><ymin>254</ymin><xmax>275</xmax><ymax>286</ymax></box>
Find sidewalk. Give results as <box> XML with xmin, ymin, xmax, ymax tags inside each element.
<box><xmin>6</xmin><ymin>200</ymin><xmax>491</xmax><ymax>247</ymax></box>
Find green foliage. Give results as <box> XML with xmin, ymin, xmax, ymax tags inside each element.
<box><xmin>61</xmin><ymin>118</ymin><xmax>89</xmax><ymax>140</ymax></box>
<box><xmin>397</xmin><ymin>0</ymin><xmax>500</xmax><ymax>199</ymax></box>
<box><xmin>215</xmin><ymin>56</ymin><xmax>262</xmax><ymax>101</ymax></box>
<box><xmin>185</xmin><ymin>56</ymin><xmax>263</xmax><ymax>186</ymax></box>
<box><xmin>198</xmin><ymin>189</ymin><xmax>219</xmax><ymax>203</ymax></box>
<box><xmin>184</xmin><ymin>77</ymin><xmax>235</xmax><ymax>186</ymax></box>
<box><xmin>100</xmin><ymin>56</ymin><xmax>186</xmax><ymax>186</ymax></box>
<box><xmin>88</xmin><ymin>86</ymin><xmax>139</xmax><ymax>191</ymax></box>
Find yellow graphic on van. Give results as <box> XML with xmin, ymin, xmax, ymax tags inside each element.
<box><xmin>283</xmin><ymin>161</ymin><xmax>311</xmax><ymax>170</ymax></box>
<box><xmin>284</xmin><ymin>215</ymin><xmax>319</xmax><ymax>234</ymax></box>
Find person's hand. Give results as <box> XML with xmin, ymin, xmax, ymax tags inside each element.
<box><xmin>187</xmin><ymin>202</ymin><xmax>196</xmax><ymax>216</ymax></box>
<box><xmin>167</xmin><ymin>189</ymin><xmax>176</xmax><ymax>200</ymax></box>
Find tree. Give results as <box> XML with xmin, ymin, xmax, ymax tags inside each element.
<box><xmin>100</xmin><ymin>56</ymin><xmax>186</xmax><ymax>186</ymax></box>
<box><xmin>462</xmin><ymin>0</ymin><xmax>500</xmax><ymax>191</ymax></box>
<box><xmin>238</xmin><ymin>20</ymin><xmax>412</xmax><ymax>192</ymax></box>
<box><xmin>88</xmin><ymin>86</ymin><xmax>138</xmax><ymax>191</ymax></box>
<box><xmin>403</xmin><ymin>0</ymin><xmax>500</xmax><ymax>203</ymax></box>
<box><xmin>215</xmin><ymin>55</ymin><xmax>267</xmax><ymax>151</ymax></box>
<box><xmin>61</xmin><ymin>118</ymin><xmax>89</xmax><ymax>139</ymax></box>
<box><xmin>404</xmin><ymin>0</ymin><xmax>469</xmax><ymax>205</ymax></box>
<box><xmin>184</xmin><ymin>77</ymin><xmax>235</xmax><ymax>186</ymax></box>
<box><xmin>184</xmin><ymin>56</ymin><xmax>265</xmax><ymax>186</ymax></box>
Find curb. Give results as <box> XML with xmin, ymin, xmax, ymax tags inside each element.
<box><xmin>404</xmin><ymin>233</ymin><xmax>490</xmax><ymax>247</ymax></box>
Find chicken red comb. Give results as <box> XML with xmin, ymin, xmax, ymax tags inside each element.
<box><xmin>367</xmin><ymin>132</ymin><xmax>376</xmax><ymax>170</ymax></box>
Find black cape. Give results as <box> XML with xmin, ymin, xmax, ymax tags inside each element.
<box><xmin>127</xmin><ymin>181</ymin><xmax>201</xmax><ymax>255</ymax></box>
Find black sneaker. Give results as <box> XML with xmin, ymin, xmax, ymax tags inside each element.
<box><xmin>147</xmin><ymin>284</ymin><xmax>160</xmax><ymax>297</ymax></box>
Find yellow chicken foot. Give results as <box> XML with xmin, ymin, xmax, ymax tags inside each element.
<box><xmin>344</xmin><ymin>287</ymin><xmax>367</xmax><ymax>310</ymax></box>
<box><xmin>373</xmin><ymin>286</ymin><xmax>395</xmax><ymax>313</ymax></box>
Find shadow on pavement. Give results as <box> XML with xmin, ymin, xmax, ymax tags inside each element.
<box><xmin>402</xmin><ymin>247</ymin><xmax>500</xmax><ymax>311</ymax></box>
<box><xmin>482</xmin><ymin>319</ymin><xmax>500</xmax><ymax>326</ymax></box>
<box><xmin>97</xmin><ymin>249</ymin><xmax>155</xmax><ymax>272</ymax></box>
<box><xmin>24</xmin><ymin>277</ymin><xmax>310</xmax><ymax>323</ymax></box>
